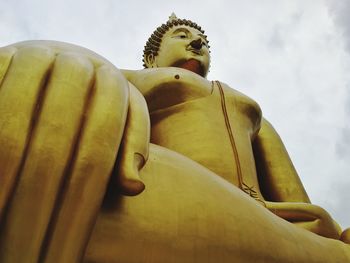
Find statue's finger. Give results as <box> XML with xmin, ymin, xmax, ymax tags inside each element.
<box><xmin>0</xmin><ymin>45</ymin><xmax>54</xmax><ymax>221</ymax></box>
<box><xmin>0</xmin><ymin>52</ymin><xmax>94</xmax><ymax>263</ymax></box>
<box><xmin>0</xmin><ymin>46</ymin><xmax>17</xmax><ymax>84</ymax></box>
<box><xmin>115</xmin><ymin>82</ymin><xmax>149</xmax><ymax>196</ymax></box>
<box><xmin>42</xmin><ymin>65</ymin><xmax>129</xmax><ymax>263</ymax></box>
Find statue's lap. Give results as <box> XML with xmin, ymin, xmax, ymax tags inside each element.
<box><xmin>84</xmin><ymin>144</ymin><xmax>350</xmax><ymax>263</ymax></box>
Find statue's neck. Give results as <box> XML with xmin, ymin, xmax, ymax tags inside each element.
<box><xmin>177</xmin><ymin>59</ymin><xmax>204</xmax><ymax>77</ymax></box>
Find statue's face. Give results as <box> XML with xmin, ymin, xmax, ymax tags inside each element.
<box><xmin>151</xmin><ymin>25</ymin><xmax>210</xmax><ymax>77</ymax></box>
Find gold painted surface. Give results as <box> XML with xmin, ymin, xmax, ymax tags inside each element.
<box><xmin>0</xmin><ymin>15</ymin><xmax>349</xmax><ymax>263</ymax></box>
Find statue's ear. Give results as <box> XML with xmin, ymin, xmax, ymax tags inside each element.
<box><xmin>144</xmin><ymin>53</ymin><xmax>156</xmax><ymax>68</ymax></box>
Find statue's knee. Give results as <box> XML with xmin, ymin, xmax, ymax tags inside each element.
<box><xmin>340</xmin><ymin>228</ymin><xmax>350</xmax><ymax>244</ymax></box>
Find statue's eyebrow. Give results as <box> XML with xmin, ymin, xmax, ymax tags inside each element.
<box><xmin>172</xmin><ymin>28</ymin><xmax>191</xmax><ymax>35</ymax></box>
<box><xmin>198</xmin><ymin>33</ymin><xmax>208</xmax><ymax>43</ymax></box>
<box><xmin>172</xmin><ymin>28</ymin><xmax>207</xmax><ymax>43</ymax></box>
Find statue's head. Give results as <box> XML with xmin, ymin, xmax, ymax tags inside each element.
<box><xmin>143</xmin><ymin>14</ymin><xmax>211</xmax><ymax>77</ymax></box>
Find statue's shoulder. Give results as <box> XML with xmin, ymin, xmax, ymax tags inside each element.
<box><xmin>121</xmin><ymin>67</ymin><xmax>211</xmax><ymax>89</ymax></box>
<box><xmin>216</xmin><ymin>81</ymin><xmax>262</xmax><ymax>126</ymax></box>
<box><xmin>215</xmin><ymin>81</ymin><xmax>261</xmax><ymax>111</ymax></box>
<box><xmin>121</xmin><ymin>68</ymin><xmax>213</xmax><ymax>111</ymax></box>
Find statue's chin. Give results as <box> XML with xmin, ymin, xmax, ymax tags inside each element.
<box><xmin>176</xmin><ymin>59</ymin><xmax>205</xmax><ymax>77</ymax></box>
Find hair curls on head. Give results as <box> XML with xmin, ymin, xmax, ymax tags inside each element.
<box><xmin>143</xmin><ymin>13</ymin><xmax>210</xmax><ymax>68</ymax></box>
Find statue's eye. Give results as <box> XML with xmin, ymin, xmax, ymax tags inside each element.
<box><xmin>176</xmin><ymin>34</ymin><xmax>187</xmax><ymax>39</ymax></box>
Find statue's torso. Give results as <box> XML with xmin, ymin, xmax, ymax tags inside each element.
<box><xmin>133</xmin><ymin>68</ymin><xmax>264</xmax><ymax>200</ymax></box>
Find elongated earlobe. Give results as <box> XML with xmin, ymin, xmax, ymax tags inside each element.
<box><xmin>145</xmin><ymin>53</ymin><xmax>156</xmax><ymax>68</ymax></box>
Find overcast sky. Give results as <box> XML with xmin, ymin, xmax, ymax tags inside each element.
<box><xmin>1</xmin><ymin>0</ymin><xmax>349</xmax><ymax>228</ymax></box>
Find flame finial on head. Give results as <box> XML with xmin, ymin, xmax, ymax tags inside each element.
<box><xmin>168</xmin><ymin>12</ymin><xmax>178</xmax><ymax>22</ymax></box>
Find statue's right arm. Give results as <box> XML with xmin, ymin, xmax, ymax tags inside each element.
<box><xmin>253</xmin><ymin>118</ymin><xmax>310</xmax><ymax>203</ymax></box>
<box><xmin>0</xmin><ymin>42</ymin><xmax>149</xmax><ymax>263</ymax></box>
<box><xmin>253</xmin><ymin>118</ymin><xmax>342</xmax><ymax>239</ymax></box>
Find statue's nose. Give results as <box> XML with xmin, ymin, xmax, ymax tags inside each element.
<box><xmin>190</xmin><ymin>38</ymin><xmax>203</xmax><ymax>49</ymax></box>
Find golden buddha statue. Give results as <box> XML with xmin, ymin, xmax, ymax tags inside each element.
<box><xmin>0</xmin><ymin>14</ymin><xmax>349</xmax><ymax>263</ymax></box>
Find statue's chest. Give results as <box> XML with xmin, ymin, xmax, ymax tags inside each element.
<box><xmin>149</xmin><ymin>82</ymin><xmax>263</xmax><ymax>191</ymax></box>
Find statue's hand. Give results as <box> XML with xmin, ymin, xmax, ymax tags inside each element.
<box><xmin>266</xmin><ymin>201</ymin><xmax>342</xmax><ymax>240</ymax></box>
<box><xmin>0</xmin><ymin>41</ymin><xmax>148</xmax><ymax>262</ymax></box>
